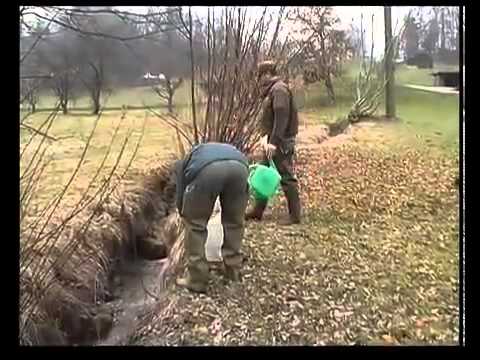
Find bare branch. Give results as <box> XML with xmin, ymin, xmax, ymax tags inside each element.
<box><xmin>187</xmin><ymin>7</ymin><xmax>199</xmax><ymax>143</ymax></box>
<box><xmin>47</xmin><ymin>6</ymin><xmax>177</xmax><ymax>19</ymax></box>
<box><xmin>268</xmin><ymin>6</ymin><xmax>285</xmax><ymax>58</ymax></box>
<box><xmin>30</xmin><ymin>11</ymin><xmax>177</xmax><ymax>42</ymax></box>
<box><xmin>146</xmin><ymin>106</ymin><xmax>194</xmax><ymax>147</ymax></box>
<box><xmin>20</xmin><ymin>13</ymin><xmax>58</xmax><ymax>65</ymax></box>
<box><xmin>20</xmin><ymin>122</ymin><xmax>58</xmax><ymax>141</ymax></box>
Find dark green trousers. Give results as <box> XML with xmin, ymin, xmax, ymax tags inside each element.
<box><xmin>261</xmin><ymin>148</ymin><xmax>298</xmax><ymax>193</ymax></box>
<box><xmin>255</xmin><ymin>146</ymin><xmax>301</xmax><ymax>221</ymax></box>
<box><xmin>181</xmin><ymin>160</ymin><xmax>249</xmax><ymax>286</ymax></box>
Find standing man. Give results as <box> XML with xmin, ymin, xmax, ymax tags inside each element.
<box><xmin>174</xmin><ymin>142</ymin><xmax>250</xmax><ymax>293</ymax></box>
<box><xmin>245</xmin><ymin>60</ymin><xmax>301</xmax><ymax>225</ymax></box>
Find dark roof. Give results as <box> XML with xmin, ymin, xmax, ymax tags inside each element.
<box><xmin>432</xmin><ymin>71</ymin><xmax>459</xmax><ymax>76</ymax></box>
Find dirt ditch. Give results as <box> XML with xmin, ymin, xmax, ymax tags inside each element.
<box><xmin>97</xmin><ymin>200</ymin><xmax>224</xmax><ymax>346</ymax></box>
<box><xmin>20</xmin><ymin>158</ymin><xmax>227</xmax><ymax>346</ymax></box>
<box><xmin>20</xmin><ymin>160</ymin><xmax>179</xmax><ymax>346</ymax></box>
<box><xmin>95</xmin><ymin>258</ymin><xmax>168</xmax><ymax>345</ymax></box>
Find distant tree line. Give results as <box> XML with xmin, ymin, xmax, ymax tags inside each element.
<box><xmin>20</xmin><ymin>6</ymin><xmax>365</xmax><ymax>114</ymax></box>
<box><xmin>402</xmin><ymin>7</ymin><xmax>460</xmax><ymax>65</ymax></box>
<box><xmin>20</xmin><ymin>6</ymin><xmax>195</xmax><ymax>114</ymax></box>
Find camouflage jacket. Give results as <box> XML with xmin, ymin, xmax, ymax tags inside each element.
<box><xmin>259</xmin><ymin>77</ymin><xmax>299</xmax><ymax>153</ymax></box>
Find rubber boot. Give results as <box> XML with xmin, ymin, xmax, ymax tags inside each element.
<box><xmin>224</xmin><ymin>266</ymin><xmax>242</xmax><ymax>282</ymax></box>
<box><xmin>279</xmin><ymin>186</ymin><xmax>301</xmax><ymax>225</ymax></box>
<box><xmin>245</xmin><ymin>200</ymin><xmax>267</xmax><ymax>221</ymax></box>
<box><xmin>176</xmin><ymin>274</ymin><xmax>208</xmax><ymax>293</ymax></box>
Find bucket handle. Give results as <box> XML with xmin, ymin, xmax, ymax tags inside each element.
<box><xmin>248</xmin><ymin>160</ymin><xmax>278</xmax><ymax>183</ymax></box>
<box><xmin>248</xmin><ymin>163</ymin><xmax>258</xmax><ymax>184</ymax></box>
<box><xmin>268</xmin><ymin>159</ymin><xmax>278</xmax><ymax>171</ymax></box>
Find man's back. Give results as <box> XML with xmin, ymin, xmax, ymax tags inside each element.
<box><xmin>261</xmin><ymin>78</ymin><xmax>299</xmax><ymax>150</ymax></box>
<box><xmin>271</xmin><ymin>80</ymin><xmax>299</xmax><ymax>138</ymax></box>
<box><xmin>183</xmin><ymin>142</ymin><xmax>248</xmax><ymax>185</ymax></box>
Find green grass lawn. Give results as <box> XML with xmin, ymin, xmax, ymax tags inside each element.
<box><xmin>395</xmin><ymin>63</ymin><xmax>459</xmax><ymax>86</ymax></box>
<box><xmin>300</xmin><ymin>61</ymin><xmax>459</xmax><ymax>154</ymax></box>
<box><xmin>392</xmin><ymin>87</ymin><xmax>459</xmax><ymax>152</ymax></box>
<box><xmin>30</xmin><ymin>81</ymin><xmax>194</xmax><ymax>111</ymax></box>
<box><xmin>21</xmin><ymin>60</ymin><xmax>459</xmax><ymax>208</ymax></box>
<box><xmin>21</xmin><ymin>80</ymin><xmax>197</xmax><ymax>208</ymax></box>
<box><xmin>20</xmin><ymin>109</ymin><xmax>178</xmax><ymax>207</ymax></box>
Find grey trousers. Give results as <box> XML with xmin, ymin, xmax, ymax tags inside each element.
<box><xmin>181</xmin><ymin>160</ymin><xmax>249</xmax><ymax>284</ymax></box>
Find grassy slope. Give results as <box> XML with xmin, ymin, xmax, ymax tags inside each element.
<box><xmin>20</xmin><ymin>110</ymin><xmax>176</xmax><ymax>207</ymax></box>
<box><xmin>21</xmin><ymin>61</ymin><xmax>459</xmax><ymax>206</ymax></box>
<box><xmin>300</xmin><ymin>62</ymin><xmax>459</xmax><ymax>153</ymax></box>
<box><xmin>20</xmin><ymin>81</ymin><xmax>200</xmax><ymax>206</ymax></box>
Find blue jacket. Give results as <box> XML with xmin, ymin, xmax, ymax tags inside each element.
<box><xmin>175</xmin><ymin>142</ymin><xmax>248</xmax><ymax>213</ymax></box>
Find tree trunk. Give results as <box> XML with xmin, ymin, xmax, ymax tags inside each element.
<box><xmin>92</xmin><ymin>96</ymin><xmax>100</xmax><ymax>115</ymax></box>
<box><xmin>61</xmin><ymin>100</ymin><xmax>68</xmax><ymax>115</ymax></box>
<box><xmin>324</xmin><ymin>75</ymin><xmax>336</xmax><ymax>105</ymax></box>
<box><xmin>454</xmin><ymin>8</ymin><xmax>460</xmax><ymax>54</ymax></box>
<box><xmin>31</xmin><ymin>102</ymin><xmax>36</xmax><ymax>113</ymax></box>
<box><xmin>88</xmin><ymin>62</ymin><xmax>103</xmax><ymax>115</ymax></box>
<box><xmin>188</xmin><ymin>7</ymin><xmax>199</xmax><ymax>143</ymax></box>
<box><xmin>167</xmin><ymin>95</ymin><xmax>173</xmax><ymax>113</ymax></box>
<box><xmin>384</xmin><ymin>6</ymin><xmax>396</xmax><ymax>119</ymax></box>
<box><xmin>441</xmin><ymin>8</ymin><xmax>446</xmax><ymax>50</ymax></box>
<box><xmin>167</xmin><ymin>79</ymin><xmax>174</xmax><ymax>113</ymax></box>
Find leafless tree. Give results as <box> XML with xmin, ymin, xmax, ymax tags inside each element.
<box><xmin>287</xmin><ymin>7</ymin><xmax>351</xmax><ymax>105</ymax></box>
<box><xmin>21</xmin><ymin>6</ymin><xmax>183</xmax><ymax>114</ymax></box>
<box><xmin>348</xmin><ymin>16</ymin><xmax>403</xmax><ymax>122</ymax></box>
<box><xmin>347</xmin><ymin>15</ymin><xmax>366</xmax><ymax>59</ymax></box>
<box><xmin>68</xmin><ymin>10</ymin><xmax>131</xmax><ymax>114</ymax></box>
<box><xmin>152</xmin><ymin>78</ymin><xmax>184</xmax><ymax>113</ymax></box>
<box><xmin>23</xmin><ymin>6</ymin><xmax>180</xmax><ymax>42</ymax></box>
<box><xmin>139</xmin><ymin>9</ymin><xmax>190</xmax><ymax>113</ymax></box>
<box><xmin>28</xmin><ymin>27</ymin><xmax>82</xmax><ymax>114</ymax></box>
<box><xmin>408</xmin><ymin>6</ymin><xmax>460</xmax><ymax>62</ymax></box>
<box><xmin>20</xmin><ymin>79</ymin><xmax>41</xmax><ymax>113</ymax></box>
<box><xmin>149</xmin><ymin>7</ymin><xmax>299</xmax><ymax>154</ymax></box>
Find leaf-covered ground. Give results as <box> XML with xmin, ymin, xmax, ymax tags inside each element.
<box><xmin>131</xmin><ymin>125</ymin><xmax>459</xmax><ymax>345</ymax></box>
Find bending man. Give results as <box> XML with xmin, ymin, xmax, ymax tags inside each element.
<box><xmin>175</xmin><ymin>142</ymin><xmax>249</xmax><ymax>293</ymax></box>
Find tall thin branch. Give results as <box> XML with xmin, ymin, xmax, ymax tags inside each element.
<box><xmin>187</xmin><ymin>7</ymin><xmax>199</xmax><ymax>144</ymax></box>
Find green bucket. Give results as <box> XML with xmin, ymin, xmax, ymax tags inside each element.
<box><xmin>248</xmin><ymin>160</ymin><xmax>281</xmax><ymax>201</ymax></box>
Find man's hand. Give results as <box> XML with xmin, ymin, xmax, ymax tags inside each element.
<box><xmin>257</xmin><ymin>135</ymin><xmax>276</xmax><ymax>159</ymax></box>
<box><xmin>258</xmin><ymin>135</ymin><xmax>268</xmax><ymax>150</ymax></box>
<box><xmin>265</xmin><ymin>143</ymin><xmax>277</xmax><ymax>159</ymax></box>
